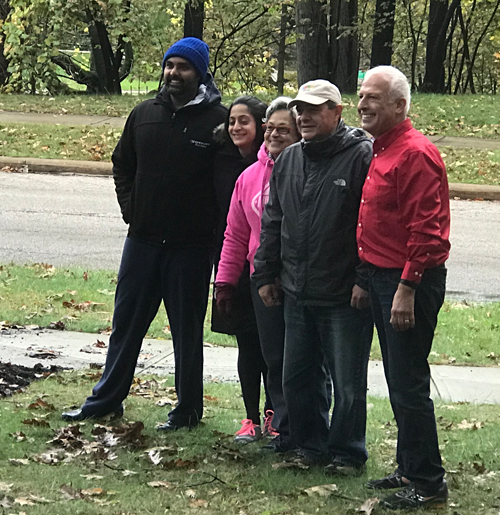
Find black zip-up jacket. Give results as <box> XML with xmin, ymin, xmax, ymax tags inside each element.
<box><xmin>112</xmin><ymin>75</ymin><xmax>227</xmax><ymax>247</ymax></box>
<box><xmin>252</xmin><ymin>120</ymin><xmax>372</xmax><ymax>306</ymax></box>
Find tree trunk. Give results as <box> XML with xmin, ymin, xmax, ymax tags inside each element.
<box><xmin>369</xmin><ymin>0</ymin><xmax>396</xmax><ymax>66</ymax></box>
<box><xmin>184</xmin><ymin>0</ymin><xmax>204</xmax><ymax>39</ymax></box>
<box><xmin>86</xmin><ymin>9</ymin><xmax>122</xmax><ymax>94</ymax></box>
<box><xmin>0</xmin><ymin>0</ymin><xmax>11</xmax><ymax>87</ymax></box>
<box><xmin>421</xmin><ymin>0</ymin><xmax>460</xmax><ymax>93</ymax></box>
<box><xmin>276</xmin><ymin>3</ymin><xmax>289</xmax><ymax>95</ymax></box>
<box><xmin>295</xmin><ymin>0</ymin><xmax>329</xmax><ymax>85</ymax></box>
<box><xmin>329</xmin><ymin>0</ymin><xmax>359</xmax><ymax>93</ymax></box>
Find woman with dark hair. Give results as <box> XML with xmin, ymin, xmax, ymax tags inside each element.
<box><xmin>215</xmin><ymin>97</ymin><xmax>301</xmax><ymax>451</ymax></box>
<box><xmin>212</xmin><ymin>95</ymin><xmax>274</xmax><ymax>443</ymax></box>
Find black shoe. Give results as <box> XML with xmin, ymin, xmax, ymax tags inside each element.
<box><xmin>366</xmin><ymin>469</ymin><xmax>407</xmax><ymax>490</ymax></box>
<box><xmin>261</xmin><ymin>434</ymin><xmax>296</xmax><ymax>453</ymax></box>
<box><xmin>61</xmin><ymin>405</ymin><xmax>124</xmax><ymax>422</ymax></box>
<box><xmin>382</xmin><ymin>480</ymin><xmax>448</xmax><ymax>510</ymax></box>
<box><xmin>286</xmin><ymin>449</ymin><xmax>329</xmax><ymax>467</ymax></box>
<box><xmin>157</xmin><ymin>419</ymin><xmax>198</xmax><ymax>432</ymax></box>
<box><xmin>325</xmin><ymin>460</ymin><xmax>366</xmax><ymax>477</ymax></box>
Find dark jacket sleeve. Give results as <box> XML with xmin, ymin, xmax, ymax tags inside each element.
<box><xmin>252</xmin><ymin>163</ymin><xmax>283</xmax><ymax>288</ymax></box>
<box><xmin>354</xmin><ymin>140</ymin><xmax>373</xmax><ymax>290</ymax></box>
<box><xmin>112</xmin><ymin>110</ymin><xmax>137</xmax><ymax>224</ymax></box>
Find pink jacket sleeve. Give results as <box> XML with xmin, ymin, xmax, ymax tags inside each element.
<box><xmin>215</xmin><ymin>178</ymin><xmax>252</xmax><ymax>285</ymax></box>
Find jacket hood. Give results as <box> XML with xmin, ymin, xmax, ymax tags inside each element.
<box><xmin>302</xmin><ymin>120</ymin><xmax>369</xmax><ymax>159</ymax></box>
<box><xmin>257</xmin><ymin>141</ymin><xmax>272</xmax><ymax>165</ymax></box>
<box><xmin>156</xmin><ymin>72</ymin><xmax>222</xmax><ymax>110</ymax></box>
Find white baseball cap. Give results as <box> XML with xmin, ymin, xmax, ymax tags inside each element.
<box><xmin>289</xmin><ymin>79</ymin><xmax>342</xmax><ymax>108</ymax></box>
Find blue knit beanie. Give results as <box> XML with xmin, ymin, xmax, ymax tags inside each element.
<box><xmin>162</xmin><ymin>37</ymin><xmax>210</xmax><ymax>78</ymax></box>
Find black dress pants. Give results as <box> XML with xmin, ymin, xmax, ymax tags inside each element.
<box><xmin>83</xmin><ymin>237</ymin><xmax>212</xmax><ymax>426</ymax></box>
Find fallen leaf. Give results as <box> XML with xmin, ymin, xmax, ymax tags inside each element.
<box><xmin>190</xmin><ymin>499</ymin><xmax>209</xmax><ymax>508</ymax></box>
<box><xmin>0</xmin><ymin>482</ymin><xmax>13</xmax><ymax>492</ymax></box>
<box><xmin>185</xmin><ymin>488</ymin><xmax>197</xmax><ymax>498</ymax></box>
<box><xmin>60</xmin><ymin>484</ymin><xmax>82</xmax><ymax>500</ymax></box>
<box><xmin>9</xmin><ymin>459</ymin><xmax>30</xmax><ymax>466</ymax></box>
<box><xmin>93</xmin><ymin>339</ymin><xmax>107</xmax><ymax>348</ymax></box>
<box><xmin>122</xmin><ymin>470</ymin><xmax>139</xmax><ymax>476</ymax></box>
<box><xmin>357</xmin><ymin>497</ymin><xmax>379</xmax><ymax>514</ymax></box>
<box><xmin>80</xmin><ymin>474</ymin><xmax>104</xmax><ymax>480</ymax></box>
<box><xmin>303</xmin><ymin>483</ymin><xmax>338</xmax><ymax>497</ymax></box>
<box><xmin>14</xmin><ymin>497</ymin><xmax>35</xmax><ymax>506</ymax></box>
<box><xmin>28</xmin><ymin>398</ymin><xmax>55</xmax><ymax>410</ymax></box>
<box><xmin>147</xmin><ymin>481</ymin><xmax>174</xmax><ymax>489</ymax></box>
<box><xmin>22</xmin><ymin>418</ymin><xmax>50</xmax><ymax>427</ymax></box>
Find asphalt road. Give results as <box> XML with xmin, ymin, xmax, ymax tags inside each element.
<box><xmin>1</xmin><ymin>171</ymin><xmax>499</xmax><ymax>302</ymax></box>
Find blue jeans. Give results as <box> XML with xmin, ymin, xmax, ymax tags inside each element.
<box><xmin>368</xmin><ymin>265</ymin><xmax>446</xmax><ymax>489</ymax></box>
<box><xmin>283</xmin><ymin>296</ymin><xmax>373</xmax><ymax>464</ymax></box>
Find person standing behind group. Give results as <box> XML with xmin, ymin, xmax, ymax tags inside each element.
<box><xmin>253</xmin><ymin>80</ymin><xmax>373</xmax><ymax>473</ymax></box>
<box><xmin>61</xmin><ymin>37</ymin><xmax>227</xmax><ymax>431</ymax></box>
<box><xmin>216</xmin><ymin>97</ymin><xmax>301</xmax><ymax>452</ymax></box>
<box><xmin>211</xmin><ymin>96</ymin><xmax>278</xmax><ymax>443</ymax></box>
<box><xmin>357</xmin><ymin>65</ymin><xmax>450</xmax><ymax>510</ymax></box>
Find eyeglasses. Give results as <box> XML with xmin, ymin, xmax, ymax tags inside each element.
<box><xmin>262</xmin><ymin>124</ymin><xmax>294</xmax><ymax>135</ymax></box>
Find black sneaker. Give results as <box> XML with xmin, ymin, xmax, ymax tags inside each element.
<box><xmin>325</xmin><ymin>460</ymin><xmax>366</xmax><ymax>477</ymax></box>
<box><xmin>261</xmin><ymin>434</ymin><xmax>296</xmax><ymax>453</ymax></box>
<box><xmin>382</xmin><ymin>480</ymin><xmax>448</xmax><ymax>510</ymax></box>
<box><xmin>287</xmin><ymin>449</ymin><xmax>329</xmax><ymax>467</ymax></box>
<box><xmin>366</xmin><ymin>469</ymin><xmax>407</xmax><ymax>490</ymax></box>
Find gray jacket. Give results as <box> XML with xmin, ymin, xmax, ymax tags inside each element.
<box><xmin>252</xmin><ymin>120</ymin><xmax>372</xmax><ymax>306</ymax></box>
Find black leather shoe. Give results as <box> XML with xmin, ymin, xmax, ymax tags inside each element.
<box><xmin>382</xmin><ymin>480</ymin><xmax>448</xmax><ymax>510</ymax></box>
<box><xmin>61</xmin><ymin>405</ymin><xmax>124</xmax><ymax>422</ymax></box>
<box><xmin>261</xmin><ymin>434</ymin><xmax>296</xmax><ymax>453</ymax></box>
<box><xmin>157</xmin><ymin>419</ymin><xmax>197</xmax><ymax>432</ymax></box>
<box><xmin>366</xmin><ymin>469</ymin><xmax>407</xmax><ymax>490</ymax></box>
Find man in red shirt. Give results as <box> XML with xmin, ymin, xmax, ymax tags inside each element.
<box><xmin>357</xmin><ymin>66</ymin><xmax>450</xmax><ymax>510</ymax></box>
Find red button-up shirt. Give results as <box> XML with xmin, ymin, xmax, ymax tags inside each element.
<box><xmin>357</xmin><ymin>118</ymin><xmax>450</xmax><ymax>284</ymax></box>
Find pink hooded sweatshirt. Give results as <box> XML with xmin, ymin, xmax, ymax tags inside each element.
<box><xmin>216</xmin><ymin>142</ymin><xmax>274</xmax><ymax>285</ymax></box>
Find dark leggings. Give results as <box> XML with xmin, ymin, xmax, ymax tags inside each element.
<box><xmin>236</xmin><ymin>328</ymin><xmax>272</xmax><ymax>425</ymax></box>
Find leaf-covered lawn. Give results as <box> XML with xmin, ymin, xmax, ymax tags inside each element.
<box><xmin>0</xmin><ymin>373</ymin><xmax>499</xmax><ymax>514</ymax></box>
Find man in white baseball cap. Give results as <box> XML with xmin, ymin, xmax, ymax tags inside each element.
<box><xmin>253</xmin><ymin>78</ymin><xmax>374</xmax><ymax>473</ymax></box>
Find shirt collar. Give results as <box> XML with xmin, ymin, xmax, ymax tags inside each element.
<box><xmin>373</xmin><ymin>118</ymin><xmax>412</xmax><ymax>153</ymax></box>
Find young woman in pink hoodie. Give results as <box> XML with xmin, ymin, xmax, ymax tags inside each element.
<box><xmin>215</xmin><ymin>98</ymin><xmax>300</xmax><ymax>451</ymax></box>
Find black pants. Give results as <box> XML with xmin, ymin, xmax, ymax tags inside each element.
<box><xmin>368</xmin><ymin>265</ymin><xmax>446</xmax><ymax>489</ymax></box>
<box><xmin>82</xmin><ymin>237</ymin><xmax>212</xmax><ymax>426</ymax></box>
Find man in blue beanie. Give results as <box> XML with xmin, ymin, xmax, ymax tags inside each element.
<box><xmin>62</xmin><ymin>37</ymin><xmax>227</xmax><ymax>431</ymax></box>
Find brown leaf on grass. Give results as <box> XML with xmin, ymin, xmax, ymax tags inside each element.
<box><xmin>48</xmin><ymin>424</ymin><xmax>85</xmax><ymax>449</ymax></box>
<box><xmin>357</xmin><ymin>497</ymin><xmax>379</xmax><ymax>514</ymax></box>
<box><xmin>203</xmin><ymin>395</ymin><xmax>217</xmax><ymax>401</ymax></box>
<box><xmin>272</xmin><ymin>461</ymin><xmax>309</xmax><ymax>470</ymax></box>
<box><xmin>10</xmin><ymin>431</ymin><xmax>27</xmax><ymax>442</ymax></box>
<box><xmin>28</xmin><ymin>398</ymin><xmax>55</xmax><ymax>410</ymax></box>
<box><xmin>190</xmin><ymin>499</ymin><xmax>208</xmax><ymax>508</ymax></box>
<box><xmin>457</xmin><ymin>419</ymin><xmax>483</xmax><ymax>430</ymax></box>
<box><xmin>303</xmin><ymin>483</ymin><xmax>338</xmax><ymax>497</ymax></box>
<box><xmin>147</xmin><ymin>481</ymin><xmax>174</xmax><ymax>489</ymax></box>
<box><xmin>92</xmin><ymin>421</ymin><xmax>145</xmax><ymax>447</ymax></box>
<box><xmin>26</xmin><ymin>494</ymin><xmax>53</xmax><ymax>504</ymax></box>
<box><xmin>14</xmin><ymin>497</ymin><xmax>35</xmax><ymax>506</ymax></box>
<box><xmin>163</xmin><ymin>458</ymin><xmax>198</xmax><ymax>470</ymax></box>
<box><xmin>185</xmin><ymin>488</ymin><xmax>197</xmax><ymax>498</ymax></box>
<box><xmin>81</xmin><ymin>488</ymin><xmax>105</xmax><ymax>497</ymax></box>
<box><xmin>9</xmin><ymin>459</ymin><xmax>30</xmax><ymax>466</ymax></box>
<box><xmin>47</xmin><ymin>320</ymin><xmax>65</xmax><ymax>330</ymax></box>
<box><xmin>63</xmin><ymin>300</ymin><xmax>105</xmax><ymax>311</ymax></box>
<box><xmin>93</xmin><ymin>339</ymin><xmax>107</xmax><ymax>348</ymax></box>
<box><xmin>0</xmin><ymin>482</ymin><xmax>12</xmax><ymax>492</ymax></box>
<box><xmin>21</xmin><ymin>418</ymin><xmax>50</xmax><ymax>427</ymax></box>
<box><xmin>155</xmin><ymin>397</ymin><xmax>176</xmax><ymax>407</ymax></box>
<box><xmin>33</xmin><ymin>449</ymin><xmax>70</xmax><ymax>464</ymax></box>
<box><xmin>83</xmin><ymin>271</ymin><xmax>89</xmax><ymax>281</ymax></box>
<box><xmin>473</xmin><ymin>462</ymin><xmax>487</xmax><ymax>474</ymax></box>
<box><xmin>60</xmin><ymin>485</ymin><xmax>83</xmax><ymax>500</ymax></box>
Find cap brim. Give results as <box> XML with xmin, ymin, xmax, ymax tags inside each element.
<box><xmin>288</xmin><ymin>94</ymin><xmax>328</xmax><ymax>108</ymax></box>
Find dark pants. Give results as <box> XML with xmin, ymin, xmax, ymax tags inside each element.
<box><xmin>83</xmin><ymin>237</ymin><xmax>212</xmax><ymax>426</ymax></box>
<box><xmin>368</xmin><ymin>265</ymin><xmax>446</xmax><ymax>489</ymax></box>
<box><xmin>235</xmin><ymin>327</ymin><xmax>272</xmax><ymax>425</ymax></box>
<box><xmin>251</xmin><ymin>284</ymin><xmax>288</xmax><ymax>435</ymax></box>
<box><xmin>283</xmin><ymin>296</ymin><xmax>373</xmax><ymax>464</ymax></box>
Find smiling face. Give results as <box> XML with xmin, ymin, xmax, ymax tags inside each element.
<box><xmin>357</xmin><ymin>72</ymin><xmax>407</xmax><ymax>138</ymax></box>
<box><xmin>163</xmin><ymin>57</ymin><xmax>199</xmax><ymax>101</ymax></box>
<box><xmin>228</xmin><ymin>104</ymin><xmax>257</xmax><ymax>157</ymax></box>
<box><xmin>295</xmin><ymin>102</ymin><xmax>342</xmax><ymax>141</ymax></box>
<box><xmin>264</xmin><ymin>110</ymin><xmax>300</xmax><ymax>158</ymax></box>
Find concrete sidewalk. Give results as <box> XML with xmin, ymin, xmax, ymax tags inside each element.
<box><xmin>1</xmin><ymin>328</ymin><xmax>499</xmax><ymax>404</ymax></box>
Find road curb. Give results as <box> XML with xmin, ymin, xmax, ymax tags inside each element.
<box><xmin>2</xmin><ymin>156</ymin><xmax>500</xmax><ymax>201</ymax></box>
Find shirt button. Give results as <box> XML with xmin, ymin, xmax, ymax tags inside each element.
<box><xmin>414</xmin><ymin>271</ymin><xmax>419</xmax><ymax>276</ymax></box>
<box><xmin>361</xmin><ymin>199</ymin><xmax>365</xmax><ymax>203</ymax></box>
<box><xmin>374</xmin><ymin>154</ymin><xmax>378</xmax><ymax>157</ymax></box>
<box><xmin>367</xmin><ymin>176</ymin><xmax>370</xmax><ymax>179</ymax></box>
<box><xmin>426</xmin><ymin>253</ymin><xmax>430</xmax><ymax>256</ymax></box>
<box><xmin>359</xmin><ymin>246</ymin><xmax>362</xmax><ymax>251</ymax></box>
<box><xmin>162</xmin><ymin>240</ymin><xmax>166</xmax><ymax>244</ymax></box>
<box><xmin>358</xmin><ymin>223</ymin><xmax>362</xmax><ymax>227</ymax></box>
<box><xmin>381</xmin><ymin>147</ymin><xmax>385</xmax><ymax>151</ymax></box>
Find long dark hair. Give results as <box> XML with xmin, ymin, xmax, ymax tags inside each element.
<box><xmin>225</xmin><ymin>95</ymin><xmax>268</xmax><ymax>157</ymax></box>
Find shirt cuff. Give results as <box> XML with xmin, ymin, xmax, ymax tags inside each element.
<box><xmin>402</xmin><ymin>261</ymin><xmax>424</xmax><ymax>284</ymax></box>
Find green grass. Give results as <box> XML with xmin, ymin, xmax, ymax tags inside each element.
<box><xmin>0</xmin><ymin>373</ymin><xmax>499</xmax><ymax>514</ymax></box>
<box><xmin>2</xmin><ymin>92</ymin><xmax>500</xmax><ymax>139</ymax></box>
<box><xmin>1</xmin><ymin>264</ymin><xmax>499</xmax><ymax>366</ymax></box>
<box><xmin>1</xmin><ymin>122</ymin><xmax>499</xmax><ymax>185</ymax></box>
